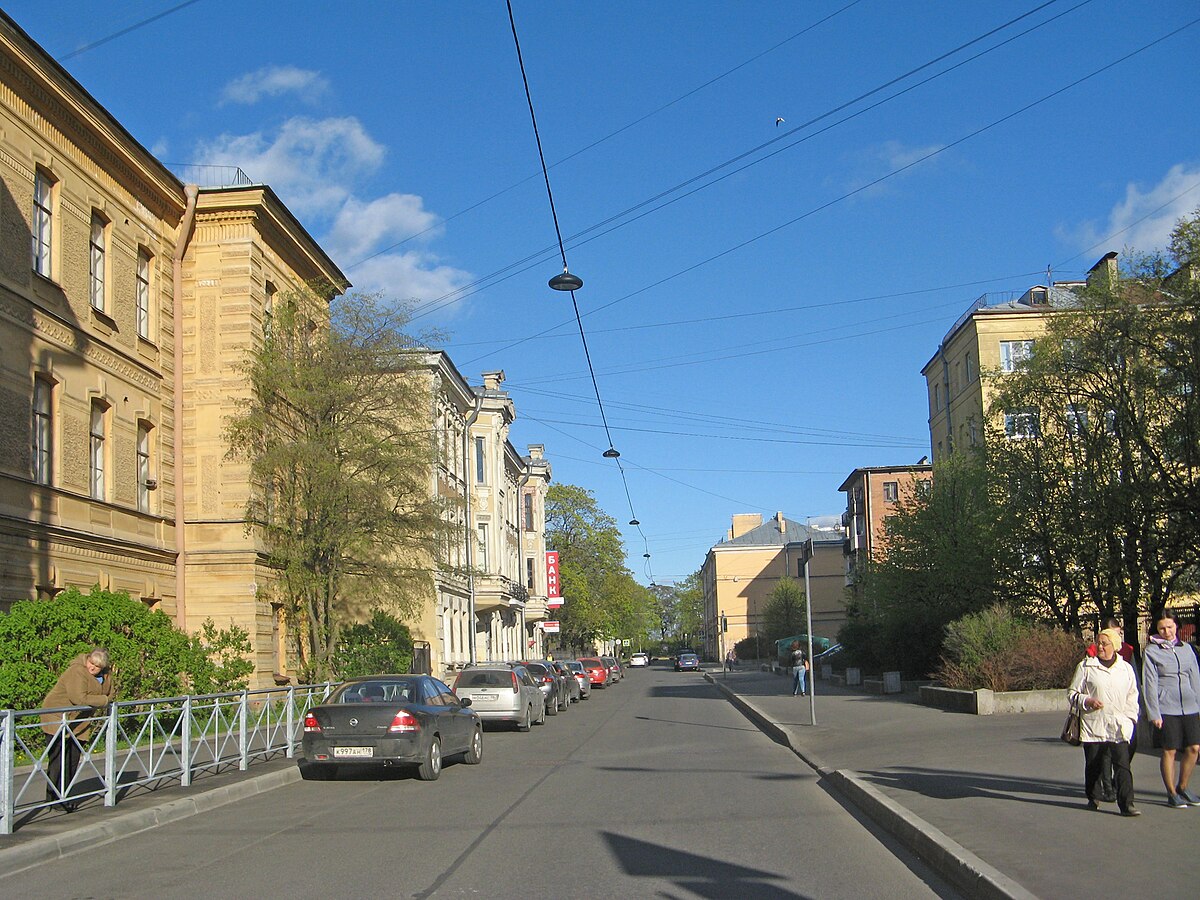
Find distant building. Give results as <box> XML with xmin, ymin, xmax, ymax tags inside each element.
<box><xmin>701</xmin><ymin>512</ymin><xmax>845</xmax><ymax>661</ymax></box>
<box><xmin>839</xmin><ymin>462</ymin><xmax>932</xmax><ymax>586</ymax></box>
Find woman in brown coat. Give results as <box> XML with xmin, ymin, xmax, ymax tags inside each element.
<box><xmin>40</xmin><ymin>647</ymin><xmax>116</xmax><ymax>811</ymax></box>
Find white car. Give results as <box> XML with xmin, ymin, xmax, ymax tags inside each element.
<box><xmin>628</xmin><ymin>652</ymin><xmax>650</xmax><ymax>668</ymax></box>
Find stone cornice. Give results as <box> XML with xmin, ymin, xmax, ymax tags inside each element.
<box><xmin>0</xmin><ymin>15</ymin><xmax>185</xmax><ymax>223</ymax></box>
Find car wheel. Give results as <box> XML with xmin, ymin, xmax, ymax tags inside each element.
<box><xmin>464</xmin><ymin>728</ymin><xmax>483</xmax><ymax>765</ymax></box>
<box><xmin>518</xmin><ymin>705</ymin><xmax>532</xmax><ymax>732</ymax></box>
<box><xmin>417</xmin><ymin>736</ymin><xmax>442</xmax><ymax>781</ymax></box>
<box><xmin>535</xmin><ymin>701</ymin><xmax>547</xmax><ymax>725</ymax></box>
<box><xmin>546</xmin><ymin>696</ymin><xmax>557</xmax><ymax>715</ymax></box>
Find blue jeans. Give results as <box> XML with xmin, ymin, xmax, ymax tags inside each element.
<box><xmin>792</xmin><ymin>667</ymin><xmax>807</xmax><ymax>695</ymax></box>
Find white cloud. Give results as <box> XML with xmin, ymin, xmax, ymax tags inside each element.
<box><xmin>343</xmin><ymin>251</ymin><xmax>472</xmax><ymax>307</ymax></box>
<box><xmin>326</xmin><ymin>194</ymin><xmax>442</xmax><ymax>261</ymax></box>
<box><xmin>1074</xmin><ymin>164</ymin><xmax>1200</xmax><ymax>255</ymax></box>
<box><xmin>220</xmin><ymin>66</ymin><xmax>330</xmax><ymax>106</ymax></box>
<box><xmin>194</xmin><ymin>116</ymin><xmax>386</xmax><ymax>215</ymax></box>
<box><xmin>839</xmin><ymin>140</ymin><xmax>946</xmax><ymax>196</ymax></box>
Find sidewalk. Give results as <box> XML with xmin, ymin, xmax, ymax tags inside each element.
<box><xmin>707</xmin><ymin>667</ymin><xmax>1194</xmax><ymax>900</ymax></box>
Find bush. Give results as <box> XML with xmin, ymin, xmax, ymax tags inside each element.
<box><xmin>0</xmin><ymin>586</ymin><xmax>255</xmax><ymax>711</ymax></box>
<box><xmin>333</xmin><ymin>609</ymin><xmax>414</xmax><ymax>678</ymax></box>
<box><xmin>934</xmin><ymin>605</ymin><xmax>1084</xmax><ymax>691</ymax></box>
<box><xmin>731</xmin><ymin>636</ymin><xmax>765</xmax><ymax>661</ymax></box>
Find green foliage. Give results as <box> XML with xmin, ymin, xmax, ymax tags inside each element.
<box><xmin>225</xmin><ymin>288</ymin><xmax>451</xmax><ymax>681</ymax></box>
<box><xmin>731</xmin><ymin>635</ymin><xmax>764</xmax><ymax>661</ymax></box>
<box><xmin>934</xmin><ymin>605</ymin><xmax>1084</xmax><ymax>691</ymax></box>
<box><xmin>0</xmin><ymin>587</ymin><xmax>254</xmax><ymax>711</ymax></box>
<box><xmin>762</xmin><ymin>577</ymin><xmax>807</xmax><ymax>646</ymax></box>
<box><xmin>332</xmin><ymin>609</ymin><xmax>414</xmax><ymax>678</ymax></box>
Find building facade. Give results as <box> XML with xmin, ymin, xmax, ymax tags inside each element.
<box><xmin>701</xmin><ymin>512</ymin><xmax>845</xmax><ymax>661</ymax></box>
<box><xmin>839</xmin><ymin>462</ymin><xmax>932</xmax><ymax>585</ymax></box>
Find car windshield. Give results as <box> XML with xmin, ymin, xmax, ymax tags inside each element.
<box><xmin>564</xmin><ymin>662</ymin><xmax>583</xmax><ymax>672</ymax></box>
<box><xmin>336</xmin><ymin>680</ymin><xmax>415</xmax><ymax>702</ymax></box>
<box><xmin>456</xmin><ymin>671</ymin><xmax>512</xmax><ymax>688</ymax></box>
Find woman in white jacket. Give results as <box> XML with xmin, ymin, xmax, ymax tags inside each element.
<box><xmin>1067</xmin><ymin>628</ymin><xmax>1141</xmax><ymax>816</ymax></box>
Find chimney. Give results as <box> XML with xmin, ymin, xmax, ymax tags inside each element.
<box><xmin>776</xmin><ymin>511</ymin><xmax>786</xmax><ymax>533</ymax></box>
<box><xmin>729</xmin><ymin>513</ymin><xmax>763</xmax><ymax>540</ymax></box>
<box><xmin>527</xmin><ymin>444</ymin><xmax>544</xmax><ymax>460</ymax></box>
<box><xmin>1086</xmin><ymin>252</ymin><xmax>1119</xmax><ymax>290</ymax></box>
<box><xmin>482</xmin><ymin>370</ymin><xmax>506</xmax><ymax>390</ymax></box>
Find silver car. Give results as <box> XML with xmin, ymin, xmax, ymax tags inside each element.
<box><xmin>452</xmin><ymin>665</ymin><xmax>546</xmax><ymax>731</ymax></box>
<box><xmin>562</xmin><ymin>660</ymin><xmax>592</xmax><ymax>699</ymax></box>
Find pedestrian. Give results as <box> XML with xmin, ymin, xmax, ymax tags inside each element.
<box><xmin>725</xmin><ymin>648</ymin><xmax>737</xmax><ymax>670</ymax></box>
<box><xmin>1067</xmin><ymin>628</ymin><xmax>1141</xmax><ymax>816</ymax></box>
<box><xmin>1085</xmin><ymin>617</ymin><xmax>1138</xmax><ymax>799</ymax></box>
<box><xmin>790</xmin><ymin>641</ymin><xmax>809</xmax><ymax>696</ymax></box>
<box><xmin>1142</xmin><ymin>612</ymin><xmax>1200</xmax><ymax>808</ymax></box>
<box><xmin>39</xmin><ymin>647</ymin><xmax>116</xmax><ymax>812</ymax></box>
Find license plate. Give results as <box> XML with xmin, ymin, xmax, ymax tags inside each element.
<box><xmin>475</xmin><ymin>693</ymin><xmax>497</xmax><ymax>701</ymax></box>
<box><xmin>333</xmin><ymin>746</ymin><xmax>373</xmax><ymax>758</ymax></box>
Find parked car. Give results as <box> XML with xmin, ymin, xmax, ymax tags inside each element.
<box><xmin>550</xmin><ymin>661</ymin><xmax>581</xmax><ymax>703</ymax></box>
<box><xmin>577</xmin><ymin>656</ymin><xmax>611</xmax><ymax>688</ymax></box>
<box><xmin>675</xmin><ymin>652</ymin><xmax>701</xmax><ymax>672</ymax></box>
<box><xmin>452</xmin><ymin>665</ymin><xmax>545</xmax><ymax>731</ymax></box>
<box><xmin>601</xmin><ymin>655</ymin><xmax>623</xmax><ymax>682</ymax></box>
<box><xmin>561</xmin><ymin>660</ymin><xmax>592</xmax><ymax>699</ymax></box>
<box><xmin>628</xmin><ymin>652</ymin><xmax>650</xmax><ymax>668</ymax></box>
<box><xmin>523</xmin><ymin>662</ymin><xmax>567</xmax><ymax>714</ymax></box>
<box><xmin>301</xmin><ymin>675</ymin><xmax>481</xmax><ymax>781</ymax></box>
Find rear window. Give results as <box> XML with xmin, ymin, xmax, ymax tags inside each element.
<box><xmin>525</xmin><ymin>663</ymin><xmax>549</xmax><ymax>676</ymax></box>
<box><xmin>456</xmin><ymin>671</ymin><xmax>512</xmax><ymax>689</ymax></box>
<box><xmin>578</xmin><ymin>658</ymin><xmax>602</xmax><ymax>667</ymax></box>
<box><xmin>336</xmin><ymin>680</ymin><xmax>415</xmax><ymax>702</ymax></box>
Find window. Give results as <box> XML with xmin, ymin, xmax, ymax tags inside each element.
<box><xmin>476</xmin><ymin>523</ymin><xmax>488</xmax><ymax>570</ymax></box>
<box><xmin>999</xmin><ymin>340</ymin><xmax>1034</xmax><ymax>373</ymax></box>
<box><xmin>89</xmin><ymin>212</ymin><xmax>107</xmax><ymax>312</ymax></box>
<box><xmin>933</xmin><ymin>384</ymin><xmax>941</xmax><ymax>411</ymax></box>
<box><xmin>1104</xmin><ymin>409</ymin><xmax>1118</xmax><ymax>436</ymax></box>
<box><xmin>964</xmin><ymin>351</ymin><xmax>973</xmax><ymax>384</ymax></box>
<box><xmin>1004</xmin><ymin>408</ymin><xmax>1040</xmax><ymax>440</ymax></box>
<box><xmin>137</xmin><ymin>422</ymin><xmax>152</xmax><ymax>512</ymax></box>
<box><xmin>33</xmin><ymin>170</ymin><xmax>54</xmax><ymax>276</ymax></box>
<box><xmin>1065</xmin><ymin>404</ymin><xmax>1087</xmax><ymax>437</ymax></box>
<box><xmin>474</xmin><ymin>436</ymin><xmax>486</xmax><ymax>484</ymax></box>
<box><xmin>523</xmin><ymin>493</ymin><xmax>534</xmax><ymax>531</ymax></box>
<box><xmin>883</xmin><ymin>481</ymin><xmax>898</xmax><ymax>503</ymax></box>
<box><xmin>32</xmin><ymin>378</ymin><xmax>52</xmax><ymax>485</ymax></box>
<box><xmin>90</xmin><ymin>401</ymin><xmax>107</xmax><ymax>499</ymax></box>
<box><xmin>136</xmin><ymin>249</ymin><xmax>151</xmax><ymax>339</ymax></box>
<box><xmin>1062</xmin><ymin>338</ymin><xmax>1082</xmax><ymax>364</ymax></box>
<box><xmin>526</xmin><ymin>557</ymin><xmax>535</xmax><ymax>589</ymax></box>
<box><xmin>968</xmin><ymin>419</ymin><xmax>979</xmax><ymax>447</ymax></box>
<box><xmin>263</xmin><ymin>281</ymin><xmax>276</xmax><ymax>344</ymax></box>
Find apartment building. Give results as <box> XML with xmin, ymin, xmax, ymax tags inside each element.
<box><xmin>839</xmin><ymin>462</ymin><xmax>932</xmax><ymax>585</ymax></box>
<box><xmin>918</xmin><ymin>260</ymin><xmax>1127</xmax><ymax>461</ymax></box>
<box><xmin>700</xmin><ymin>512</ymin><xmax>845</xmax><ymax>660</ymax></box>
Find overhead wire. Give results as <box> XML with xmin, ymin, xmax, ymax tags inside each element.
<box><xmin>504</xmin><ymin>0</ymin><xmax>652</xmax><ymax>578</ymax></box>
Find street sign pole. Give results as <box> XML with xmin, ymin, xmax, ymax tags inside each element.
<box><xmin>803</xmin><ymin>535</ymin><xmax>817</xmax><ymax>726</ymax></box>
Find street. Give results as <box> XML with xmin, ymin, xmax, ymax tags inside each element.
<box><xmin>3</xmin><ymin>663</ymin><xmax>954</xmax><ymax>899</ymax></box>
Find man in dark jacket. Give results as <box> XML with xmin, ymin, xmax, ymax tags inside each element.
<box><xmin>40</xmin><ymin>647</ymin><xmax>116</xmax><ymax>811</ymax></box>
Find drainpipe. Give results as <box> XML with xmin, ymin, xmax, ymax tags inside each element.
<box><xmin>172</xmin><ymin>184</ymin><xmax>199</xmax><ymax>630</ymax></box>
<box><xmin>517</xmin><ymin>465</ymin><xmax>532</xmax><ymax>657</ymax></box>
<box><xmin>463</xmin><ymin>394</ymin><xmax>483</xmax><ymax>664</ymax></box>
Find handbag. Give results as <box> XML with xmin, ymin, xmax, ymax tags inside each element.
<box><xmin>1061</xmin><ymin>694</ymin><xmax>1083</xmax><ymax>746</ymax></box>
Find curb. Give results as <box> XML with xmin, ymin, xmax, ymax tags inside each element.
<box><xmin>0</xmin><ymin>765</ymin><xmax>301</xmax><ymax>878</ymax></box>
<box><xmin>705</xmin><ymin>674</ymin><xmax>1036</xmax><ymax>900</ymax></box>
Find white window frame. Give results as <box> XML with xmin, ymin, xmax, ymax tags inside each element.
<box><xmin>32</xmin><ymin>378</ymin><xmax>52</xmax><ymax>485</ymax></box>
<box><xmin>1004</xmin><ymin>408</ymin><xmax>1040</xmax><ymax>440</ymax></box>
<box><xmin>475</xmin><ymin>436</ymin><xmax>486</xmax><ymax>484</ymax></box>
<box><xmin>136</xmin><ymin>248</ymin><xmax>151</xmax><ymax>339</ymax></box>
<box><xmin>882</xmin><ymin>481</ymin><xmax>899</xmax><ymax>503</ymax></box>
<box><xmin>89</xmin><ymin>213</ymin><xmax>107</xmax><ymax>312</ymax></box>
<box><xmin>90</xmin><ymin>401</ymin><xmax>107</xmax><ymax>500</ymax></box>
<box><xmin>1065</xmin><ymin>404</ymin><xmax>1088</xmax><ymax>437</ymax></box>
<box><xmin>476</xmin><ymin>523</ymin><xmax>489</xmax><ymax>571</ymax></box>
<box><xmin>999</xmin><ymin>340</ymin><xmax>1034</xmax><ymax>373</ymax></box>
<box><xmin>33</xmin><ymin>171</ymin><xmax>54</xmax><ymax>277</ymax></box>
<box><xmin>137</xmin><ymin>422</ymin><xmax>151</xmax><ymax>512</ymax></box>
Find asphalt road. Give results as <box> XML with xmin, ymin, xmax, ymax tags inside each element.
<box><xmin>3</xmin><ymin>664</ymin><xmax>956</xmax><ymax>899</ymax></box>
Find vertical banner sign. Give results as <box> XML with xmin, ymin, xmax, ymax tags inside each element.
<box><xmin>546</xmin><ymin>551</ymin><xmax>563</xmax><ymax>608</ymax></box>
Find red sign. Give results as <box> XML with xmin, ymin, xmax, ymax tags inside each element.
<box><xmin>545</xmin><ymin>551</ymin><xmax>561</xmax><ymax>601</ymax></box>
<box><xmin>544</xmin><ymin>621</ymin><xmax>560</xmax><ymax>633</ymax></box>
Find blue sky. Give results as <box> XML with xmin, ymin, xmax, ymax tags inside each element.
<box><xmin>11</xmin><ymin>1</ymin><xmax>1199</xmax><ymax>585</ymax></box>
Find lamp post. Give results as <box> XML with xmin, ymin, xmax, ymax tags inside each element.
<box><xmin>802</xmin><ymin>535</ymin><xmax>816</xmax><ymax>725</ymax></box>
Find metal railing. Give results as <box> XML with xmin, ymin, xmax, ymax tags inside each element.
<box><xmin>0</xmin><ymin>682</ymin><xmax>336</xmax><ymax>835</ymax></box>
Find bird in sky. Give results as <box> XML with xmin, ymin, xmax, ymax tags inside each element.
<box><xmin>775</xmin><ymin>117</ymin><xmax>785</xmax><ymax>126</ymax></box>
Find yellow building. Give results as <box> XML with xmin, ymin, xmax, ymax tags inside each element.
<box><xmin>701</xmin><ymin>512</ymin><xmax>845</xmax><ymax>661</ymax></box>
<box><xmin>839</xmin><ymin>462</ymin><xmax>932</xmax><ymax>585</ymax></box>
<box><xmin>920</xmin><ymin>257</ymin><xmax>1118</xmax><ymax>461</ymax></box>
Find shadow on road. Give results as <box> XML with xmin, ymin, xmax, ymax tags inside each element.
<box><xmin>602</xmin><ymin>831</ymin><xmax>812</xmax><ymax>899</ymax></box>
<box><xmin>858</xmin><ymin>765</ymin><xmax>1083</xmax><ymax>809</ymax></box>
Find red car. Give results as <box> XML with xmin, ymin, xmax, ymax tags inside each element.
<box><xmin>577</xmin><ymin>656</ymin><xmax>610</xmax><ymax>687</ymax></box>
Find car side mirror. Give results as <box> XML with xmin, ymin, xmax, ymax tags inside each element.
<box><xmin>459</xmin><ymin>697</ymin><xmax>472</xmax><ymax>707</ymax></box>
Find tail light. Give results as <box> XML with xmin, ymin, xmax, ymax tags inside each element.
<box><xmin>389</xmin><ymin>710</ymin><xmax>420</xmax><ymax>733</ymax></box>
<box><xmin>511</xmin><ymin>672</ymin><xmax>520</xmax><ymax>694</ymax></box>
<box><xmin>303</xmin><ymin>712</ymin><xmax>322</xmax><ymax>733</ymax></box>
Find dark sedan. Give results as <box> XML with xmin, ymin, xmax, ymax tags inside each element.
<box><xmin>675</xmin><ymin>652</ymin><xmax>701</xmax><ymax>672</ymax></box>
<box><xmin>301</xmin><ymin>675</ymin><xmax>482</xmax><ymax>781</ymax></box>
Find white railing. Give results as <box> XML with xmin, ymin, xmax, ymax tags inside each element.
<box><xmin>0</xmin><ymin>682</ymin><xmax>337</xmax><ymax>835</ymax></box>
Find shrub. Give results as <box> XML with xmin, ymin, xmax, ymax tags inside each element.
<box><xmin>0</xmin><ymin>586</ymin><xmax>255</xmax><ymax>711</ymax></box>
<box><xmin>934</xmin><ymin>605</ymin><xmax>1084</xmax><ymax>691</ymax></box>
<box><xmin>731</xmin><ymin>635</ymin><xmax>764</xmax><ymax>661</ymax></box>
<box><xmin>333</xmin><ymin>609</ymin><xmax>414</xmax><ymax>678</ymax></box>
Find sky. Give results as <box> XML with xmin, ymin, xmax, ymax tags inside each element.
<box><xmin>9</xmin><ymin>0</ymin><xmax>1199</xmax><ymax>586</ymax></box>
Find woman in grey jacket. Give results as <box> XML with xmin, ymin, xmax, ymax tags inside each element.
<box><xmin>1142</xmin><ymin>613</ymin><xmax>1200</xmax><ymax>808</ymax></box>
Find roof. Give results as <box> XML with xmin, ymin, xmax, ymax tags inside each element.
<box><xmin>715</xmin><ymin>516</ymin><xmax>841</xmax><ymax>549</ymax></box>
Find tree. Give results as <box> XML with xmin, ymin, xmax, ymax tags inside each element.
<box><xmin>986</xmin><ymin>209</ymin><xmax>1200</xmax><ymax>636</ymax></box>
<box><xmin>225</xmin><ymin>289</ymin><xmax>452</xmax><ymax>681</ymax></box>
<box><xmin>544</xmin><ymin>483</ymin><xmax>632</xmax><ymax>650</ymax></box>
<box><xmin>673</xmin><ymin>570</ymin><xmax>705</xmax><ymax>648</ymax></box>
<box><xmin>762</xmin><ymin>577</ymin><xmax>807</xmax><ymax>645</ymax></box>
